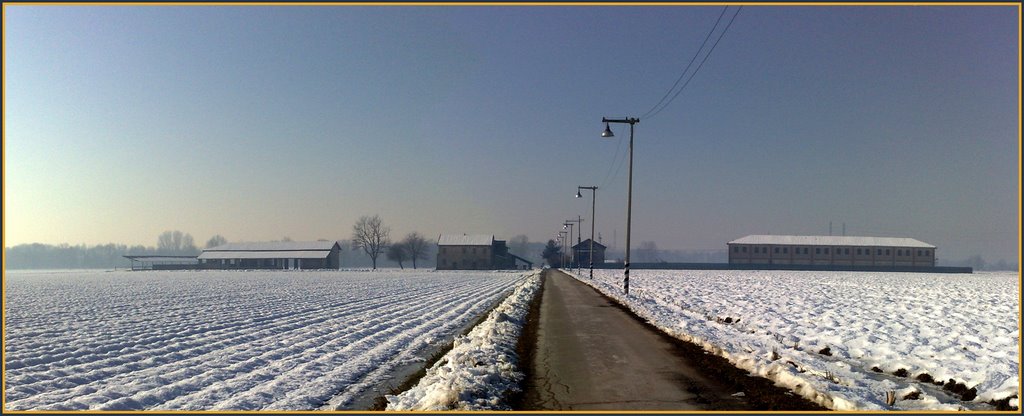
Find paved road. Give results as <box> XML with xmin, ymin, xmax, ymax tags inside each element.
<box><xmin>520</xmin><ymin>269</ymin><xmax>753</xmax><ymax>410</ymax></box>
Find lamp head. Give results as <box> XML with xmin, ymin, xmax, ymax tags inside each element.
<box><xmin>575</xmin><ymin>190</ymin><xmax>583</xmax><ymax>198</ymax></box>
<box><xmin>601</xmin><ymin>122</ymin><xmax>614</xmax><ymax>138</ymax></box>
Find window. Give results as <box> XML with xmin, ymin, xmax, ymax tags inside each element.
<box><xmin>845</xmin><ymin>248</ymin><xmax>850</xmax><ymax>255</ymax></box>
<box><xmin>783</xmin><ymin>247</ymin><xmax>788</xmax><ymax>254</ymax></box>
<box><xmin>774</xmin><ymin>247</ymin><xmax>779</xmax><ymax>254</ymax></box>
<box><xmin>804</xmin><ymin>247</ymin><xmax>809</xmax><ymax>254</ymax></box>
<box><xmin>886</xmin><ymin>249</ymin><xmax>891</xmax><ymax>255</ymax></box>
<box><xmin>733</xmin><ymin>247</ymin><xmax>739</xmax><ymax>253</ymax></box>
<box><xmin>856</xmin><ymin>248</ymin><xmax>862</xmax><ymax>255</ymax></box>
<box><xmin>897</xmin><ymin>249</ymin><xmax>902</xmax><ymax>256</ymax></box>
<box><xmin>877</xmin><ymin>249</ymin><xmax>882</xmax><ymax>255</ymax></box>
<box><xmin>815</xmin><ymin>248</ymin><xmax>821</xmax><ymax>255</ymax></box>
<box><xmin>742</xmin><ymin>246</ymin><xmax>747</xmax><ymax>253</ymax></box>
<box><xmin>917</xmin><ymin>250</ymin><xmax>923</xmax><ymax>256</ymax></box>
<box><xmin>824</xmin><ymin>248</ymin><xmax>830</xmax><ymax>254</ymax></box>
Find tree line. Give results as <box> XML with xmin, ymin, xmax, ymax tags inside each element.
<box><xmin>4</xmin><ymin>231</ymin><xmax>227</xmax><ymax>269</ymax></box>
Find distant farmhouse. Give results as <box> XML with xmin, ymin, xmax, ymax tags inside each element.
<box><xmin>572</xmin><ymin>238</ymin><xmax>607</xmax><ymax>267</ymax></box>
<box><xmin>728</xmin><ymin>235</ymin><xmax>936</xmax><ymax>267</ymax></box>
<box><xmin>436</xmin><ymin>234</ymin><xmax>533</xmax><ymax>270</ymax></box>
<box><xmin>198</xmin><ymin>241</ymin><xmax>342</xmax><ymax>270</ymax></box>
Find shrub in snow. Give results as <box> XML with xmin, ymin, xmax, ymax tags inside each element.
<box><xmin>385</xmin><ymin>272</ymin><xmax>541</xmax><ymax>411</ymax></box>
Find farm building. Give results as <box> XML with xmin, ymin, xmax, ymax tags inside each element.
<box><xmin>124</xmin><ymin>255</ymin><xmax>199</xmax><ymax>271</ymax></box>
<box><xmin>571</xmin><ymin>239</ymin><xmax>607</xmax><ymax>267</ymax></box>
<box><xmin>198</xmin><ymin>241</ymin><xmax>341</xmax><ymax>270</ymax></box>
<box><xmin>436</xmin><ymin>234</ymin><xmax>532</xmax><ymax>270</ymax></box>
<box><xmin>728</xmin><ymin>235</ymin><xmax>936</xmax><ymax>267</ymax></box>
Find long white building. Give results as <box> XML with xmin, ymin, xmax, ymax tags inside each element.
<box><xmin>727</xmin><ymin>235</ymin><xmax>936</xmax><ymax>267</ymax></box>
<box><xmin>198</xmin><ymin>241</ymin><xmax>341</xmax><ymax>270</ymax></box>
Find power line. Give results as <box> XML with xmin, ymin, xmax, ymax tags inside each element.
<box><xmin>599</xmin><ymin>133</ymin><xmax>626</xmax><ymax>188</ymax></box>
<box><xmin>597</xmin><ymin>7</ymin><xmax>743</xmax><ymax>189</ymax></box>
<box><xmin>641</xmin><ymin>6</ymin><xmax>729</xmax><ymax>120</ymax></box>
<box><xmin>644</xmin><ymin>6</ymin><xmax>743</xmax><ymax>121</ymax></box>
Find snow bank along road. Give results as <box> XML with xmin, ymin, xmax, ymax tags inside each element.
<box><xmin>3</xmin><ymin>269</ymin><xmax>529</xmax><ymax>410</ymax></box>
<box><xmin>569</xmin><ymin>269</ymin><xmax>1019</xmax><ymax>411</ymax></box>
<box><xmin>386</xmin><ymin>271</ymin><xmax>542</xmax><ymax>410</ymax></box>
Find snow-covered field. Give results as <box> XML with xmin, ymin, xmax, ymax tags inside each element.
<box><xmin>387</xmin><ymin>271</ymin><xmax>541</xmax><ymax>411</ymax></box>
<box><xmin>568</xmin><ymin>269</ymin><xmax>1020</xmax><ymax>411</ymax></box>
<box><xmin>3</xmin><ymin>269</ymin><xmax>529</xmax><ymax>411</ymax></box>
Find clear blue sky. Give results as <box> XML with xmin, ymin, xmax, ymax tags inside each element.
<box><xmin>4</xmin><ymin>5</ymin><xmax>1019</xmax><ymax>263</ymax></box>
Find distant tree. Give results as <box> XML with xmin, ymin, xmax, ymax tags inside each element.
<box><xmin>182</xmin><ymin>234</ymin><xmax>198</xmax><ymax>255</ymax></box>
<box><xmin>158</xmin><ymin>230</ymin><xmax>181</xmax><ymax>252</ymax></box>
<box><xmin>636</xmin><ymin>241</ymin><xmax>661</xmax><ymax>262</ymax></box>
<box><xmin>509</xmin><ymin>234</ymin><xmax>529</xmax><ymax>256</ymax></box>
<box><xmin>402</xmin><ymin>232</ymin><xmax>430</xmax><ymax>269</ymax></box>
<box><xmin>387</xmin><ymin>243</ymin><xmax>409</xmax><ymax>269</ymax></box>
<box><xmin>964</xmin><ymin>255</ymin><xmax>987</xmax><ymax>270</ymax></box>
<box><xmin>281</xmin><ymin>236</ymin><xmax>293</xmax><ymax>242</ymax></box>
<box><xmin>352</xmin><ymin>215</ymin><xmax>390</xmax><ymax>270</ymax></box>
<box><xmin>542</xmin><ymin>239</ymin><xmax>562</xmax><ymax>267</ymax></box>
<box><xmin>205</xmin><ymin>235</ymin><xmax>228</xmax><ymax>248</ymax></box>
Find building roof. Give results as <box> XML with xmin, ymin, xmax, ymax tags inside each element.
<box><xmin>728</xmin><ymin>235</ymin><xmax>935</xmax><ymax>248</ymax></box>
<box><xmin>198</xmin><ymin>250</ymin><xmax>331</xmax><ymax>260</ymax></box>
<box><xmin>572</xmin><ymin>239</ymin><xmax>607</xmax><ymax>250</ymax></box>
<box><xmin>123</xmin><ymin>255</ymin><xmax>199</xmax><ymax>263</ymax></box>
<box><xmin>437</xmin><ymin>234</ymin><xmax>494</xmax><ymax>246</ymax></box>
<box><xmin>203</xmin><ymin>241</ymin><xmax>339</xmax><ymax>252</ymax></box>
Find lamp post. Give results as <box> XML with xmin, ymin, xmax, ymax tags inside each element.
<box><xmin>577</xmin><ymin>186</ymin><xmax>597</xmax><ymax>278</ymax></box>
<box><xmin>557</xmin><ymin>231</ymin><xmax>568</xmax><ymax>268</ymax></box>
<box><xmin>565</xmin><ymin>217</ymin><xmax>583</xmax><ymax>272</ymax></box>
<box><xmin>601</xmin><ymin>117</ymin><xmax>639</xmax><ymax>295</ymax></box>
<box><xmin>562</xmin><ymin>222</ymin><xmax>574</xmax><ymax>271</ymax></box>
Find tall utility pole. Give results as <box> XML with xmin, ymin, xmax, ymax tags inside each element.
<box><xmin>577</xmin><ymin>186</ymin><xmax>598</xmax><ymax>278</ymax></box>
<box><xmin>566</xmin><ymin>218</ymin><xmax>584</xmax><ymax>272</ymax></box>
<box><xmin>601</xmin><ymin>117</ymin><xmax>639</xmax><ymax>295</ymax></box>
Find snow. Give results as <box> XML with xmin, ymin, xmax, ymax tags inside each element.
<box><xmin>3</xmin><ymin>269</ymin><xmax>530</xmax><ymax>411</ymax></box>
<box><xmin>565</xmin><ymin>268</ymin><xmax>1020</xmax><ymax>411</ymax></box>
<box><xmin>385</xmin><ymin>271</ymin><xmax>541</xmax><ymax>411</ymax></box>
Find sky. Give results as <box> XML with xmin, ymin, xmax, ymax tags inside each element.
<box><xmin>3</xmin><ymin>5</ymin><xmax>1019</xmax><ymax>263</ymax></box>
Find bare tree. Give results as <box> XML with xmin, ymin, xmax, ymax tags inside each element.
<box><xmin>637</xmin><ymin>241</ymin><xmax>661</xmax><ymax>263</ymax></box>
<box><xmin>182</xmin><ymin>234</ymin><xmax>198</xmax><ymax>255</ymax></box>
<box><xmin>509</xmin><ymin>234</ymin><xmax>529</xmax><ymax>256</ymax></box>
<box><xmin>402</xmin><ymin>232</ymin><xmax>430</xmax><ymax>269</ymax></box>
<box><xmin>158</xmin><ymin>230</ymin><xmax>197</xmax><ymax>254</ymax></box>
<box><xmin>352</xmin><ymin>215</ymin><xmax>390</xmax><ymax>270</ymax></box>
<box><xmin>205</xmin><ymin>234</ymin><xmax>228</xmax><ymax>248</ymax></box>
<box><xmin>387</xmin><ymin>243</ymin><xmax>409</xmax><ymax>269</ymax></box>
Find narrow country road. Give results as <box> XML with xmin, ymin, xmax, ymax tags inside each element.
<box><xmin>518</xmin><ymin>269</ymin><xmax>824</xmax><ymax>411</ymax></box>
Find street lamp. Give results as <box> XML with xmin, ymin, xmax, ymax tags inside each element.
<box><xmin>557</xmin><ymin>231</ymin><xmax>568</xmax><ymax>268</ymax></box>
<box><xmin>601</xmin><ymin>117</ymin><xmax>639</xmax><ymax>295</ymax></box>
<box><xmin>565</xmin><ymin>217</ymin><xmax>583</xmax><ymax>272</ymax></box>
<box><xmin>562</xmin><ymin>222</ymin><xmax>574</xmax><ymax>271</ymax></box>
<box><xmin>577</xmin><ymin>186</ymin><xmax>597</xmax><ymax>278</ymax></box>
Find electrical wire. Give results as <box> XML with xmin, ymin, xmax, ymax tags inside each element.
<box><xmin>598</xmin><ymin>132</ymin><xmax>625</xmax><ymax>189</ymax></box>
<box><xmin>640</xmin><ymin>6</ymin><xmax>730</xmax><ymax>120</ymax></box>
<box><xmin>644</xmin><ymin>6</ymin><xmax>743</xmax><ymax>121</ymax></box>
<box><xmin>595</xmin><ymin>7</ymin><xmax>743</xmax><ymax>189</ymax></box>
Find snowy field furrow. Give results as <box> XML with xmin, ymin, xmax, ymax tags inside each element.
<box><xmin>4</xmin><ymin>270</ymin><xmax>527</xmax><ymax>410</ymax></box>
<box><xmin>569</xmin><ymin>269</ymin><xmax>1019</xmax><ymax>411</ymax></box>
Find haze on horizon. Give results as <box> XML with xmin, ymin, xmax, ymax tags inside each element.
<box><xmin>3</xmin><ymin>5</ymin><xmax>1019</xmax><ymax>264</ymax></box>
